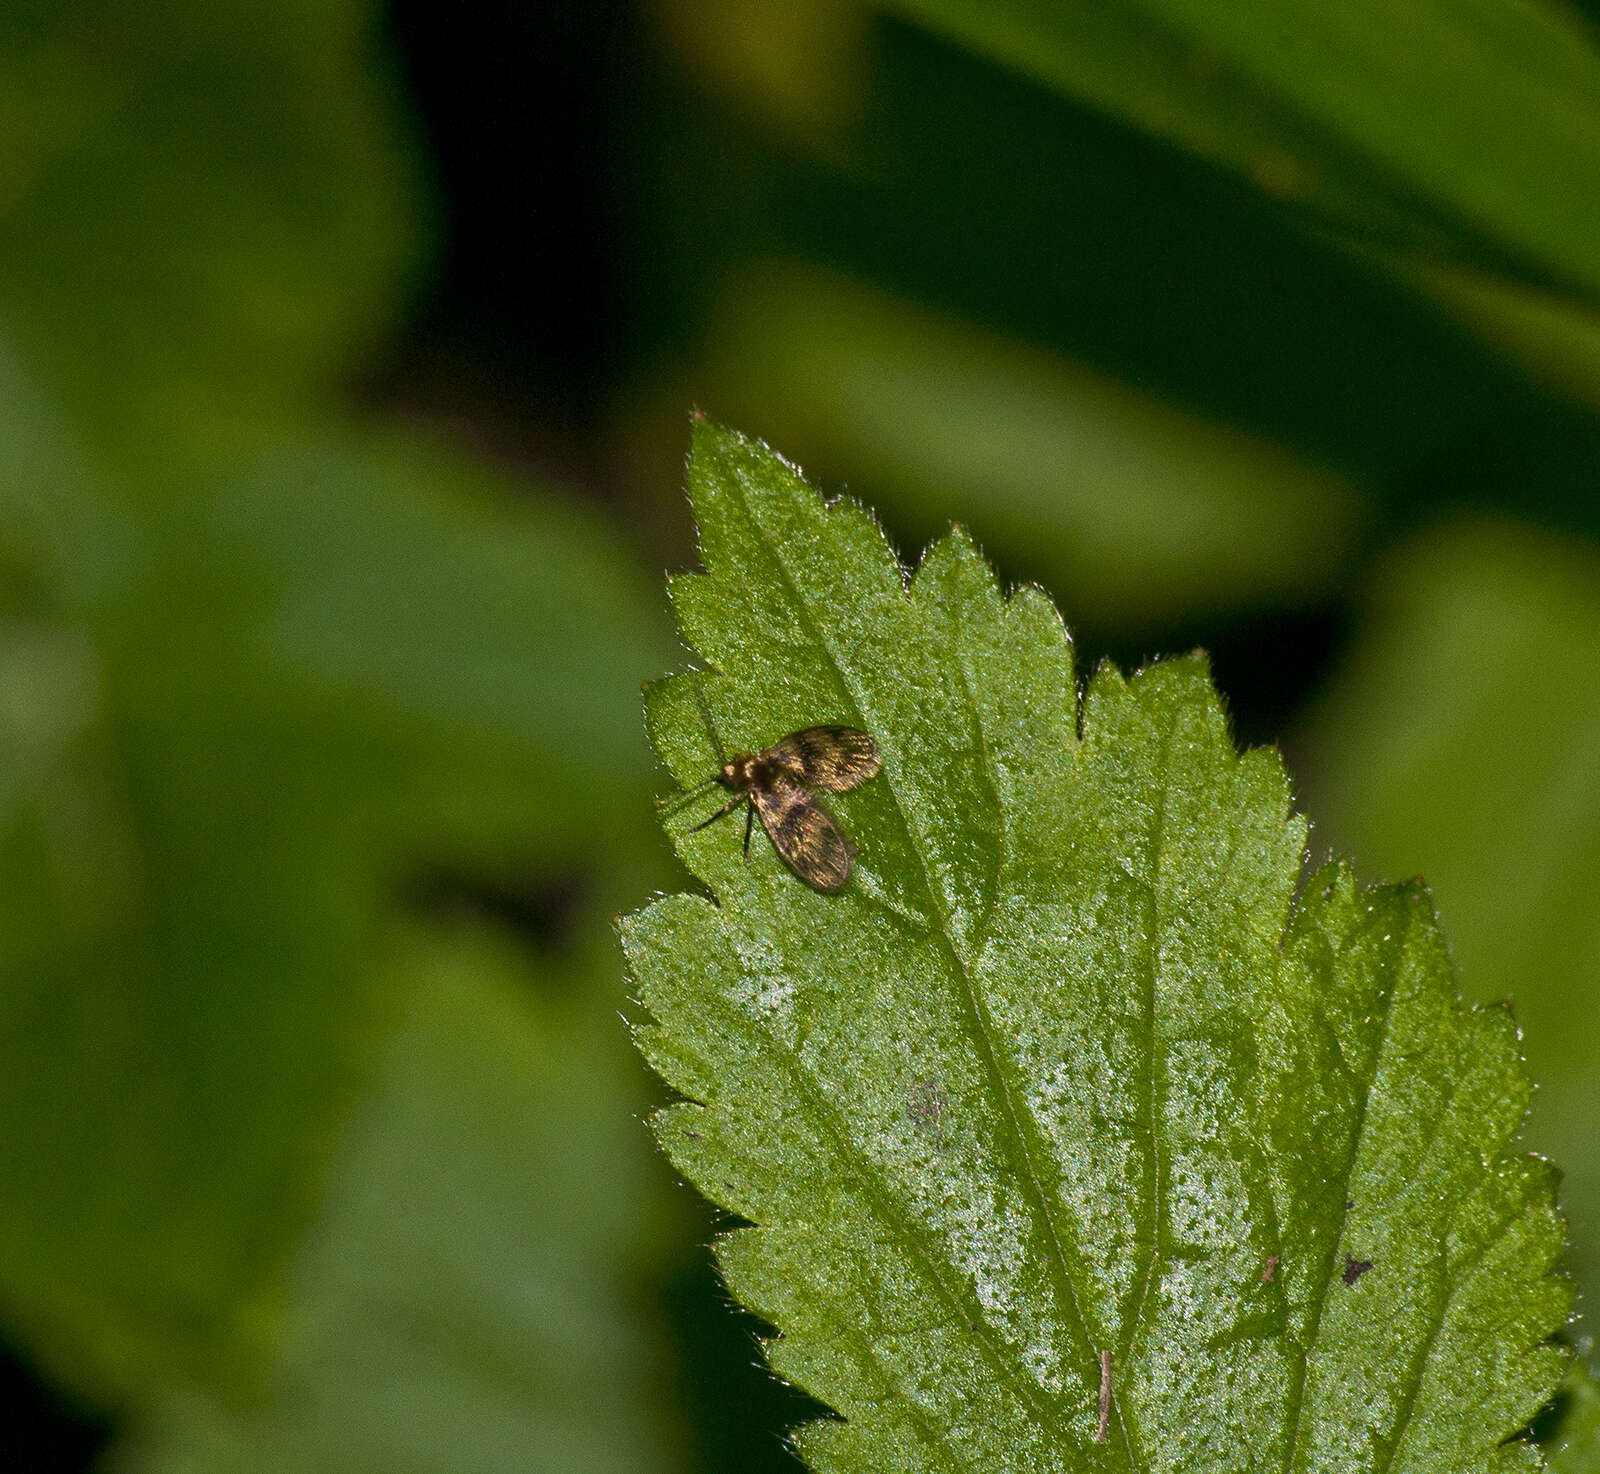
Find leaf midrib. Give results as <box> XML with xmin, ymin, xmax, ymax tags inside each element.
<box><xmin>1109</xmin><ymin>699</ymin><xmax>1181</xmax><ymax>1472</ymax></box>
<box><xmin>725</xmin><ymin>476</ymin><xmax>1103</xmax><ymax>1451</ymax></box>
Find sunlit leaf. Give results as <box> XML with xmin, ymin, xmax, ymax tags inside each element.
<box><xmin>1299</xmin><ymin>518</ymin><xmax>1600</xmax><ymax>1307</ymax></box>
<box><xmin>622</xmin><ymin>421</ymin><xmax>1569</xmax><ymax>1470</ymax></box>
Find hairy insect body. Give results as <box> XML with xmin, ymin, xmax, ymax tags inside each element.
<box><xmin>720</xmin><ymin>754</ymin><xmax>769</xmax><ymax>790</ymax></box>
<box><xmin>688</xmin><ymin>726</ymin><xmax>879</xmax><ymax>891</ymax></box>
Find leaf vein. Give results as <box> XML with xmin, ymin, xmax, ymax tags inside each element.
<box><xmin>1281</xmin><ymin>917</ymin><xmax>1404</xmax><ymax>1473</ymax></box>
<box><xmin>737</xmin><ymin>963</ymin><xmax>1073</xmax><ymax>1440</ymax></box>
<box><xmin>1117</xmin><ymin>701</ymin><xmax>1182</xmax><ymax>1474</ymax></box>
<box><xmin>730</xmin><ymin>486</ymin><xmax>1101</xmax><ymax>1448</ymax></box>
<box><xmin>1374</xmin><ymin>1229</ymin><xmax>1498</xmax><ymax>1474</ymax></box>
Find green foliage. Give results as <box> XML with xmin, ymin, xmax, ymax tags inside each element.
<box><xmin>623</xmin><ymin>421</ymin><xmax>1571</xmax><ymax>1470</ymax></box>
<box><xmin>1548</xmin><ymin>1363</ymin><xmax>1600</xmax><ymax>1473</ymax></box>
<box><xmin>1301</xmin><ymin>521</ymin><xmax>1600</xmax><ymax>1306</ymax></box>
<box><xmin>873</xmin><ymin>0</ymin><xmax>1600</xmax><ymax>404</ymax></box>
<box><xmin>3</xmin><ymin>0</ymin><xmax>1596</xmax><ymax>1465</ymax></box>
<box><xmin>0</xmin><ymin>370</ymin><xmax>679</xmax><ymax>1407</ymax></box>
<box><xmin>0</xmin><ymin>0</ymin><xmax>422</xmax><ymax>479</ymax></box>
<box><xmin>876</xmin><ymin>0</ymin><xmax>1600</xmax><ymax>278</ymax></box>
<box><xmin>117</xmin><ymin>924</ymin><xmax>684</xmax><ymax>1474</ymax></box>
<box><xmin>0</xmin><ymin>0</ymin><xmax>687</xmax><ymax>1463</ymax></box>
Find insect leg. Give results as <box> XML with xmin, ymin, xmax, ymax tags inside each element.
<box><xmin>742</xmin><ymin>802</ymin><xmax>755</xmax><ymax>861</ymax></box>
<box><xmin>688</xmin><ymin>792</ymin><xmax>743</xmax><ymax>832</ymax></box>
<box><xmin>661</xmin><ymin>775</ymin><xmax>720</xmax><ymax>817</ymax></box>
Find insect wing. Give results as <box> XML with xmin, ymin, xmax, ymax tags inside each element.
<box><xmin>774</xmin><ymin>726</ymin><xmax>880</xmax><ymax>793</ymax></box>
<box><xmin>751</xmin><ymin>770</ymin><xmax>854</xmax><ymax>890</ymax></box>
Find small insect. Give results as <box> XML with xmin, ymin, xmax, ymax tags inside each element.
<box><xmin>679</xmin><ymin>725</ymin><xmax>880</xmax><ymax>890</ymax></box>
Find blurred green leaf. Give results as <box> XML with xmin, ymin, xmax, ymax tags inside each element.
<box><xmin>876</xmin><ymin>0</ymin><xmax>1600</xmax><ymax>293</ymax></box>
<box><xmin>622</xmin><ymin>422</ymin><xmax>1568</xmax><ymax>1470</ymax></box>
<box><xmin>1549</xmin><ymin>1361</ymin><xmax>1600</xmax><ymax>1472</ymax></box>
<box><xmin>874</xmin><ymin>0</ymin><xmax>1600</xmax><ymax>407</ymax></box>
<box><xmin>115</xmin><ymin>923</ymin><xmax>686</xmax><ymax>1474</ymax></box>
<box><xmin>0</xmin><ymin>0</ymin><xmax>689</xmax><ymax>1452</ymax></box>
<box><xmin>1392</xmin><ymin>256</ymin><xmax>1600</xmax><ymax>412</ymax></box>
<box><xmin>204</xmin><ymin>429</ymin><xmax>682</xmax><ymax>858</ymax></box>
<box><xmin>1299</xmin><ymin>518</ymin><xmax>1600</xmax><ymax>1307</ymax></box>
<box><xmin>0</xmin><ymin>0</ymin><xmax>421</xmax><ymax>481</ymax></box>
<box><xmin>0</xmin><ymin>579</ymin><xmax>390</xmax><ymax>1402</ymax></box>
<box><xmin>0</xmin><ymin>352</ymin><xmax>676</xmax><ymax>1404</ymax></box>
<box><xmin>701</xmin><ymin>262</ymin><xmax>1366</xmax><ymax>625</ymax></box>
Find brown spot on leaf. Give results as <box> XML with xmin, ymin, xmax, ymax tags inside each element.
<box><xmin>1342</xmin><ymin>1254</ymin><xmax>1373</xmax><ymax>1286</ymax></box>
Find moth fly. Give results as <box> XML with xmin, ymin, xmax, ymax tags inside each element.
<box><xmin>675</xmin><ymin>722</ymin><xmax>881</xmax><ymax>891</ymax></box>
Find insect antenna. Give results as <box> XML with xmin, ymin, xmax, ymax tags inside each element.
<box><xmin>688</xmin><ymin>671</ymin><xmax>728</xmax><ymax>764</ymax></box>
<box><xmin>659</xmin><ymin>774</ymin><xmax>720</xmax><ymax>817</ymax></box>
<box><xmin>658</xmin><ymin>671</ymin><xmax>730</xmax><ymax>818</ymax></box>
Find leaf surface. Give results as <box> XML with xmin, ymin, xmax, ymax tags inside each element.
<box><xmin>1298</xmin><ymin>519</ymin><xmax>1600</xmax><ymax>1308</ymax></box>
<box><xmin>622</xmin><ymin>421</ymin><xmax>1570</xmax><ymax>1472</ymax></box>
<box><xmin>872</xmin><ymin>0</ymin><xmax>1600</xmax><ymax>408</ymax></box>
<box><xmin>115</xmin><ymin>927</ymin><xmax>686</xmax><ymax>1474</ymax></box>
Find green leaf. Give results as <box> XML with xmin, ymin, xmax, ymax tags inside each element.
<box><xmin>622</xmin><ymin>421</ymin><xmax>1571</xmax><ymax>1470</ymax></box>
<box><xmin>0</xmin><ymin>395</ymin><xmax>677</xmax><ymax>1404</ymax></box>
<box><xmin>201</xmin><ymin>428</ymin><xmax>683</xmax><ymax>858</ymax></box>
<box><xmin>1297</xmin><ymin>519</ymin><xmax>1600</xmax><ymax>1308</ymax></box>
<box><xmin>116</xmin><ymin>924</ymin><xmax>687</xmax><ymax>1474</ymax></box>
<box><xmin>871</xmin><ymin>0</ymin><xmax>1600</xmax><ymax>407</ymax></box>
<box><xmin>0</xmin><ymin>0</ymin><xmax>421</xmax><ymax>479</ymax></box>
<box><xmin>875</xmin><ymin>0</ymin><xmax>1600</xmax><ymax>295</ymax></box>
<box><xmin>1548</xmin><ymin>1362</ymin><xmax>1600</xmax><ymax>1473</ymax></box>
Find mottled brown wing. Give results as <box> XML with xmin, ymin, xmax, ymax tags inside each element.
<box><xmin>771</xmin><ymin>726</ymin><xmax>880</xmax><ymax>793</ymax></box>
<box><xmin>751</xmin><ymin>771</ymin><xmax>854</xmax><ymax>890</ymax></box>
